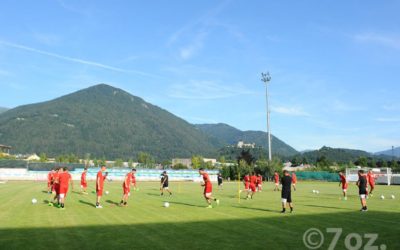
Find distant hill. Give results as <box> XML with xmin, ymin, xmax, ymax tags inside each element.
<box><xmin>195</xmin><ymin>123</ymin><xmax>298</xmax><ymax>157</ymax></box>
<box><xmin>0</xmin><ymin>84</ymin><xmax>217</xmax><ymax>160</ymax></box>
<box><xmin>375</xmin><ymin>147</ymin><xmax>400</xmax><ymax>158</ymax></box>
<box><xmin>0</xmin><ymin>107</ymin><xmax>8</xmax><ymax>114</ymax></box>
<box><xmin>296</xmin><ymin>146</ymin><xmax>394</xmax><ymax>164</ymax></box>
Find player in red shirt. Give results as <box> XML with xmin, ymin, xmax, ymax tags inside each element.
<box><xmin>339</xmin><ymin>172</ymin><xmax>348</xmax><ymax>200</ymax></box>
<box><xmin>80</xmin><ymin>168</ymin><xmax>88</xmax><ymax>194</ymax></box>
<box><xmin>120</xmin><ymin>169</ymin><xmax>136</xmax><ymax>206</ymax></box>
<box><xmin>58</xmin><ymin>167</ymin><xmax>73</xmax><ymax>209</ymax></box>
<box><xmin>256</xmin><ymin>173</ymin><xmax>263</xmax><ymax>192</ymax></box>
<box><xmin>243</xmin><ymin>174</ymin><xmax>250</xmax><ymax>195</ymax></box>
<box><xmin>47</xmin><ymin>169</ymin><xmax>54</xmax><ymax>193</ymax></box>
<box><xmin>49</xmin><ymin>168</ymin><xmax>60</xmax><ymax>206</ymax></box>
<box><xmin>96</xmin><ymin>166</ymin><xmax>108</xmax><ymax>208</ymax></box>
<box><xmin>292</xmin><ymin>172</ymin><xmax>297</xmax><ymax>191</ymax></box>
<box><xmin>199</xmin><ymin>168</ymin><xmax>219</xmax><ymax>208</ymax></box>
<box><xmin>367</xmin><ymin>170</ymin><xmax>376</xmax><ymax>196</ymax></box>
<box><xmin>247</xmin><ymin>172</ymin><xmax>257</xmax><ymax>199</ymax></box>
<box><xmin>274</xmin><ymin>171</ymin><xmax>280</xmax><ymax>191</ymax></box>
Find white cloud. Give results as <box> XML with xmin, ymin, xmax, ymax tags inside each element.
<box><xmin>354</xmin><ymin>32</ymin><xmax>400</xmax><ymax>50</ymax></box>
<box><xmin>271</xmin><ymin>106</ymin><xmax>310</xmax><ymax>117</ymax></box>
<box><xmin>168</xmin><ymin>80</ymin><xmax>255</xmax><ymax>100</ymax></box>
<box><xmin>179</xmin><ymin>32</ymin><xmax>207</xmax><ymax>60</ymax></box>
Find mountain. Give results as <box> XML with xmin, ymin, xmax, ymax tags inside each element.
<box><xmin>296</xmin><ymin>146</ymin><xmax>394</xmax><ymax>164</ymax></box>
<box><xmin>0</xmin><ymin>107</ymin><xmax>8</xmax><ymax>114</ymax></box>
<box><xmin>0</xmin><ymin>84</ymin><xmax>217</xmax><ymax>160</ymax></box>
<box><xmin>375</xmin><ymin>147</ymin><xmax>400</xmax><ymax>158</ymax></box>
<box><xmin>195</xmin><ymin>123</ymin><xmax>298</xmax><ymax>157</ymax></box>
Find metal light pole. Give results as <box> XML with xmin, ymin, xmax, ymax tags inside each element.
<box><xmin>261</xmin><ymin>72</ymin><xmax>272</xmax><ymax>161</ymax></box>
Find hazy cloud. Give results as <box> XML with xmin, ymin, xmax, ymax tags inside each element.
<box><xmin>354</xmin><ymin>32</ymin><xmax>400</xmax><ymax>50</ymax></box>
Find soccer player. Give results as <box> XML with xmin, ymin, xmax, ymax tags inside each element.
<box><xmin>49</xmin><ymin>167</ymin><xmax>60</xmax><ymax>206</ymax></box>
<box><xmin>58</xmin><ymin>167</ymin><xmax>73</xmax><ymax>209</ymax></box>
<box><xmin>96</xmin><ymin>165</ymin><xmax>108</xmax><ymax>208</ymax></box>
<box><xmin>357</xmin><ymin>170</ymin><xmax>368</xmax><ymax>212</ymax></box>
<box><xmin>367</xmin><ymin>169</ymin><xmax>376</xmax><ymax>196</ymax></box>
<box><xmin>47</xmin><ymin>169</ymin><xmax>54</xmax><ymax>193</ymax></box>
<box><xmin>291</xmin><ymin>172</ymin><xmax>297</xmax><ymax>191</ymax></box>
<box><xmin>81</xmin><ymin>168</ymin><xmax>88</xmax><ymax>194</ymax></box>
<box><xmin>256</xmin><ymin>173</ymin><xmax>263</xmax><ymax>192</ymax></box>
<box><xmin>247</xmin><ymin>172</ymin><xmax>257</xmax><ymax>199</ymax></box>
<box><xmin>120</xmin><ymin>169</ymin><xmax>136</xmax><ymax>206</ymax></box>
<box><xmin>160</xmin><ymin>171</ymin><xmax>172</xmax><ymax>196</ymax></box>
<box><xmin>199</xmin><ymin>168</ymin><xmax>219</xmax><ymax>208</ymax></box>
<box><xmin>339</xmin><ymin>172</ymin><xmax>348</xmax><ymax>200</ymax></box>
<box><xmin>217</xmin><ymin>173</ymin><xmax>223</xmax><ymax>190</ymax></box>
<box><xmin>243</xmin><ymin>173</ymin><xmax>250</xmax><ymax>196</ymax></box>
<box><xmin>281</xmin><ymin>170</ymin><xmax>294</xmax><ymax>213</ymax></box>
<box><xmin>273</xmin><ymin>171</ymin><xmax>280</xmax><ymax>191</ymax></box>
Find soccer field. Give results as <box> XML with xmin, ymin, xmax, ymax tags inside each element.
<box><xmin>0</xmin><ymin>181</ymin><xmax>399</xmax><ymax>250</ymax></box>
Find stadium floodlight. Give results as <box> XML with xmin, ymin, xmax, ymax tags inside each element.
<box><xmin>261</xmin><ymin>72</ymin><xmax>272</xmax><ymax>161</ymax></box>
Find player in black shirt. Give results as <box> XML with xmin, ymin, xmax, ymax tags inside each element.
<box><xmin>281</xmin><ymin>170</ymin><xmax>293</xmax><ymax>213</ymax></box>
<box><xmin>357</xmin><ymin>170</ymin><xmax>368</xmax><ymax>212</ymax></box>
<box><xmin>160</xmin><ymin>171</ymin><xmax>172</xmax><ymax>196</ymax></box>
<box><xmin>217</xmin><ymin>173</ymin><xmax>223</xmax><ymax>190</ymax></box>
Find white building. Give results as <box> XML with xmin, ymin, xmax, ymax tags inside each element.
<box><xmin>237</xmin><ymin>141</ymin><xmax>256</xmax><ymax>148</ymax></box>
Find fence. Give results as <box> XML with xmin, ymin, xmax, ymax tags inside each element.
<box><xmin>295</xmin><ymin>171</ymin><xmax>340</xmax><ymax>182</ymax></box>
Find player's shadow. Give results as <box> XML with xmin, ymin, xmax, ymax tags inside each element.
<box><xmin>105</xmin><ymin>200</ymin><xmax>120</xmax><ymax>206</ymax></box>
<box><xmin>302</xmin><ymin>204</ymin><xmax>353</xmax><ymax>210</ymax></box>
<box><xmin>72</xmin><ymin>191</ymin><xmax>82</xmax><ymax>195</ymax></box>
<box><xmin>78</xmin><ymin>200</ymin><xmax>96</xmax><ymax>208</ymax></box>
<box><xmin>43</xmin><ymin>199</ymin><xmax>50</xmax><ymax>204</ymax></box>
<box><xmin>233</xmin><ymin>205</ymin><xmax>277</xmax><ymax>213</ymax></box>
<box><xmin>41</xmin><ymin>191</ymin><xmax>49</xmax><ymax>194</ymax></box>
<box><xmin>168</xmin><ymin>201</ymin><xmax>204</xmax><ymax>208</ymax></box>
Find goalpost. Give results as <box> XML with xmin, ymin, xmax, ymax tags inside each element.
<box><xmin>345</xmin><ymin>167</ymin><xmax>392</xmax><ymax>185</ymax></box>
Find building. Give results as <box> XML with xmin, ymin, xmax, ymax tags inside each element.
<box><xmin>26</xmin><ymin>154</ymin><xmax>40</xmax><ymax>161</ymax></box>
<box><xmin>237</xmin><ymin>141</ymin><xmax>256</xmax><ymax>148</ymax></box>
<box><xmin>0</xmin><ymin>144</ymin><xmax>11</xmax><ymax>155</ymax></box>
<box><xmin>203</xmin><ymin>158</ymin><xmax>217</xmax><ymax>165</ymax></box>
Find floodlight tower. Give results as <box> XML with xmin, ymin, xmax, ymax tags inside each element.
<box><xmin>261</xmin><ymin>72</ymin><xmax>272</xmax><ymax>161</ymax></box>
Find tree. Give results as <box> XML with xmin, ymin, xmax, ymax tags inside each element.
<box><xmin>39</xmin><ymin>153</ymin><xmax>47</xmax><ymax>163</ymax></box>
<box><xmin>191</xmin><ymin>155</ymin><xmax>203</xmax><ymax>169</ymax></box>
<box><xmin>237</xmin><ymin>150</ymin><xmax>255</xmax><ymax>166</ymax></box>
<box><xmin>218</xmin><ymin>156</ymin><xmax>226</xmax><ymax>164</ymax></box>
<box><xmin>172</xmin><ymin>163</ymin><xmax>187</xmax><ymax>170</ymax></box>
<box><xmin>114</xmin><ymin>158</ymin><xmax>124</xmax><ymax>167</ymax></box>
<box><xmin>128</xmin><ymin>159</ymin><xmax>134</xmax><ymax>168</ymax></box>
<box><xmin>354</xmin><ymin>156</ymin><xmax>368</xmax><ymax>167</ymax></box>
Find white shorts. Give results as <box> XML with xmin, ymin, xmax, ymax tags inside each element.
<box><xmin>360</xmin><ymin>194</ymin><xmax>366</xmax><ymax>199</ymax></box>
<box><xmin>275</xmin><ymin>183</ymin><xmax>279</xmax><ymax>186</ymax></box>
<box><xmin>163</xmin><ymin>187</ymin><xmax>169</xmax><ymax>190</ymax></box>
<box><xmin>205</xmin><ymin>192</ymin><xmax>212</xmax><ymax>198</ymax></box>
<box><xmin>59</xmin><ymin>194</ymin><xmax>65</xmax><ymax>199</ymax></box>
<box><xmin>343</xmin><ymin>189</ymin><xmax>347</xmax><ymax>192</ymax></box>
<box><xmin>281</xmin><ymin>198</ymin><xmax>287</xmax><ymax>203</ymax></box>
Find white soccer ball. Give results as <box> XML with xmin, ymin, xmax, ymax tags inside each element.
<box><xmin>380</xmin><ymin>195</ymin><xmax>385</xmax><ymax>200</ymax></box>
<box><xmin>391</xmin><ymin>195</ymin><xmax>395</xmax><ymax>199</ymax></box>
<box><xmin>105</xmin><ymin>191</ymin><xmax>109</xmax><ymax>195</ymax></box>
<box><xmin>312</xmin><ymin>190</ymin><xmax>316</xmax><ymax>193</ymax></box>
<box><xmin>316</xmin><ymin>190</ymin><xmax>320</xmax><ymax>194</ymax></box>
<box><xmin>31</xmin><ymin>198</ymin><xmax>37</xmax><ymax>204</ymax></box>
<box><xmin>164</xmin><ymin>202</ymin><xmax>170</xmax><ymax>208</ymax></box>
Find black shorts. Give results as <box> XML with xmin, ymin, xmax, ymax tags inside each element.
<box><xmin>282</xmin><ymin>191</ymin><xmax>292</xmax><ymax>203</ymax></box>
<box><xmin>218</xmin><ymin>181</ymin><xmax>222</xmax><ymax>186</ymax></box>
<box><xmin>359</xmin><ymin>189</ymin><xmax>367</xmax><ymax>195</ymax></box>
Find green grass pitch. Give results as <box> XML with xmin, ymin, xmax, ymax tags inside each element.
<box><xmin>0</xmin><ymin>180</ymin><xmax>399</xmax><ymax>249</ymax></box>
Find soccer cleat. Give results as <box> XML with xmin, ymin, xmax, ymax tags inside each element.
<box><xmin>344</xmin><ymin>197</ymin><xmax>347</xmax><ymax>201</ymax></box>
<box><xmin>206</xmin><ymin>205</ymin><xmax>213</xmax><ymax>208</ymax></box>
<box><xmin>96</xmin><ymin>205</ymin><xmax>103</xmax><ymax>209</ymax></box>
<box><xmin>48</xmin><ymin>202</ymin><xmax>54</xmax><ymax>207</ymax></box>
<box><xmin>215</xmin><ymin>199</ymin><xmax>220</xmax><ymax>205</ymax></box>
<box><xmin>281</xmin><ymin>210</ymin><xmax>286</xmax><ymax>214</ymax></box>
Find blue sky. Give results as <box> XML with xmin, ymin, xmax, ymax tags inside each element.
<box><xmin>0</xmin><ymin>0</ymin><xmax>399</xmax><ymax>152</ymax></box>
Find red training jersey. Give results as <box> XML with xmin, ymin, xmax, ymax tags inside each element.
<box><xmin>257</xmin><ymin>176</ymin><xmax>262</xmax><ymax>184</ymax></box>
<box><xmin>81</xmin><ymin>172</ymin><xmax>87</xmax><ymax>184</ymax></box>
<box><xmin>250</xmin><ymin>175</ymin><xmax>257</xmax><ymax>185</ymax></box>
<box><xmin>274</xmin><ymin>173</ymin><xmax>280</xmax><ymax>183</ymax></box>
<box><xmin>367</xmin><ymin>173</ymin><xmax>375</xmax><ymax>185</ymax></box>
<box><xmin>59</xmin><ymin>172</ymin><xmax>70</xmax><ymax>188</ymax></box>
<box><xmin>125</xmin><ymin>172</ymin><xmax>133</xmax><ymax>187</ymax></box>
<box><xmin>47</xmin><ymin>172</ymin><xmax>53</xmax><ymax>182</ymax></box>
<box><xmin>340</xmin><ymin>175</ymin><xmax>347</xmax><ymax>185</ymax></box>
<box><xmin>131</xmin><ymin>173</ymin><xmax>136</xmax><ymax>184</ymax></box>
<box><xmin>53</xmin><ymin>172</ymin><xmax>60</xmax><ymax>184</ymax></box>
<box><xmin>96</xmin><ymin>171</ymin><xmax>106</xmax><ymax>190</ymax></box>
<box><xmin>243</xmin><ymin>175</ymin><xmax>250</xmax><ymax>183</ymax></box>
<box><xmin>292</xmin><ymin>173</ymin><xmax>297</xmax><ymax>183</ymax></box>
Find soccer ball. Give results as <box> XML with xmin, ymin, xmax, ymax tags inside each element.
<box><xmin>164</xmin><ymin>202</ymin><xmax>170</xmax><ymax>208</ymax></box>
<box><xmin>316</xmin><ymin>190</ymin><xmax>320</xmax><ymax>194</ymax></box>
<box><xmin>105</xmin><ymin>191</ymin><xmax>109</xmax><ymax>195</ymax></box>
<box><xmin>380</xmin><ymin>195</ymin><xmax>385</xmax><ymax>200</ymax></box>
<box><xmin>31</xmin><ymin>198</ymin><xmax>37</xmax><ymax>204</ymax></box>
<box><xmin>312</xmin><ymin>190</ymin><xmax>316</xmax><ymax>193</ymax></box>
<box><xmin>391</xmin><ymin>195</ymin><xmax>395</xmax><ymax>199</ymax></box>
